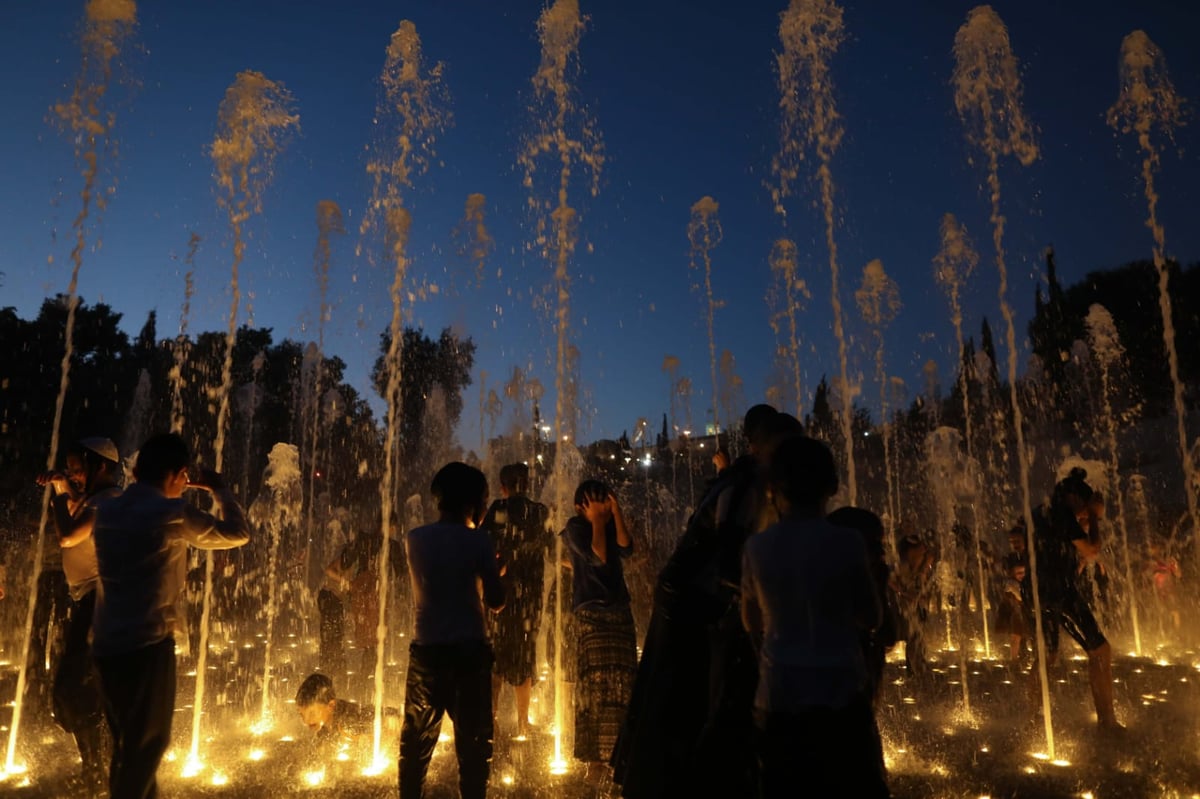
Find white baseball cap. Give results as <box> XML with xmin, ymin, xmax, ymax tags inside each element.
<box><xmin>79</xmin><ymin>437</ymin><xmax>120</xmax><ymax>464</ymax></box>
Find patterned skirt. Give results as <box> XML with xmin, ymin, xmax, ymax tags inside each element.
<box><xmin>573</xmin><ymin>604</ymin><xmax>638</xmax><ymax>762</ymax></box>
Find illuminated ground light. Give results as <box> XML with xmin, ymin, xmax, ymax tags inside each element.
<box><xmin>1080</xmin><ymin>793</ymin><xmax>1095</xmax><ymax>799</ymax></box>
<box><xmin>248</xmin><ymin>749</ymin><xmax>265</xmax><ymax>762</ymax></box>
<box><xmin>1051</xmin><ymin>759</ymin><xmax>1072</xmax><ymax>767</ymax></box>
<box><xmin>501</xmin><ymin>774</ymin><xmax>515</xmax><ymax>786</ymax></box>
<box><xmin>549</xmin><ymin>757</ymin><xmax>569</xmax><ymax>775</ymax></box>
<box><xmin>211</xmin><ymin>771</ymin><xmax>229</xmax><ymax>786</ymax></box>
<box><xmin>0</xmin><ymin>764</ymin><xmax>29</xmax><ymax>781</ymax></box>
<box><xmin>362</xmin><ymin>754</ymin><xmax>390</xmax><ymax>777</ymax></box>
<box><xmin>181</xmin><ymin>755</ymin><xmax>204</xmax><ymax>778</ymax></box>
<box><xmin>303</xmin><ymin>768</ymin><xmax>325</xmax><ymax>787</ymax></box>
<box><xmin>1031</xmin><ymin>752</ymin><xmax>1050</xmax><ymax>762</ymax></box>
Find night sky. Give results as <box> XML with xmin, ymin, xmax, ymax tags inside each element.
<box><xmin>2</xmin><ymin>0</ymin><xmax>1198</xmax><ymax>449</ymax></box>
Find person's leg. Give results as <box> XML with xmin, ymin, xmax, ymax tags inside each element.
<box><xmin>515</xmin><ymin>678</ymin><xmax>532</xmax><ymax>734</ymax></box>
<box><xmin>53</xmin><ymin>593</ymin><xmax>108</xmax><ymax>795</ymax></box>
<box><xmin>490</xmin><ymin>673</ymin><xmax>502</xmax><ymax>730</ymax></box>
<box><xmin>1086</xmin><ymin>640</ymin><xmax>1118</xmax><ymax>727</ymax></box>
<box><xmin>1058</xmin><ymin>594</ymin><xmax>1119</xmax><ymax>729</ymax></box>
<box><xmin>95</xmin><ymin>639</ymin><xmax>176</xmax><ymax>799</ymax></box>
<box><xmin>399</xmin><ymin>645</ymin><xmax>446</xmax><ymax>799</ymax></box>
<box><xmin>317</xmin><ymin>589</ymin><xmax>345</xmax><ymax>677</ymax></box>
<box><xmin>446</xmin><ymin>643</ymin><xmax>494</xmax><ymax>799</ymax></box>
<box><xmin>53</xmin><ymin>594</ymin><xmax>92</xmax><ymax>734</ymax></box>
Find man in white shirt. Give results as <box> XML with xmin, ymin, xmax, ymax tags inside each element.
<box><xmin>92</xmin><ymin>432</ymin><xmax>250</xmax><ymax>799</ymax></box>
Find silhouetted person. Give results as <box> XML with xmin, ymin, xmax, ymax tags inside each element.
<box><xmin>1024</xmin><ymin>467</ymin><xmax>1121</xmax><ymax>731</ymax></box>
<box><xmin>481</xmin><ymin>463</ymin><xmax>551</xmax><ymax>737</ymax></box>
<box><xmin>295</xmin><ymin>672</ymin><xmax>400</xmax><ymax>754</ymax></box>
<box><xmin>612</xmin><ymin>403</ymin><xmax>780</xmax><ymax>799</ymax></box>
<box><xmin>741</xmin><ymin>436</ymin><xmax>887</xmax><ymax>799</ymax></box>
<box><xmin>827</xmin><ymin>506</ymin><xmax>897</xmax><ymax>708</ymax></box>
<box><xmin>37</xmin><ymin>437</ymin><xmax>123</xmax><ymax>797</ymax></box>
<box><xmin>92</xmin><ymin>433</ymin><xmax>250</xmax><ymax>799</ymax></box>
<box><xmin>562</xmin><ymin>479</ymin><xmax>637</xmax><ymax>788</ymax></box>
<box><xmin>890</xmin><ymin>532</ymin><xmax>934</xmax><ymax>682</ymax></box>
<box><xmin>399</xmin><ymin>462</ymin><xmax>503</xmax><ymax>799</ymax></box>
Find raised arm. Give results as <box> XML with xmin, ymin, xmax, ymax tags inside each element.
<box><xmin>180</xmin><ymin>469</ymin><xmax>250</xmax><ymax>549</ymax></box>
<box><xmin>611</xmin><ymin>492</ymin><xmax>633</xmax><ymax>556</ymax></box>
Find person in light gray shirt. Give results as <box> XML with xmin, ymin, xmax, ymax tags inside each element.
<box><xmin>92</xmin><ymin>432</ymin><xmax>249</xmax><ymax>799</ymax></box>
<box><xmin>740</xmin><ymin>435</ymin><xmax>888</xmax><ymax>799</ymax></box>
<box><xmin>400</xmin><ymin>461</ymin><xmax>503</xmax><ymax>799</ymax></box>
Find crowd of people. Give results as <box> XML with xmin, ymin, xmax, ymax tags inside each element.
<box><xmin>19</xmin><ymin>401</ymin><xmax>1158</xmax><ymax>799</ymax></box>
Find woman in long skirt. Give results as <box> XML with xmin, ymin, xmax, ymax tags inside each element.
<box><xmin>561</xmin><ymin>479</ymin><xmax>638</xmax><ymax>786</ymax></box>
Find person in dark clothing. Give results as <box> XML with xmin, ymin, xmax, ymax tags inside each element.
<box><xmin>295</xmin><ymin>672</ymin><xmax>400</xmax><ymax>751</ymax></box>
<box><xmin>693</xmin><ymin>410</ymin><xmax>803</xmax><ymax>798</ymax></box>
<box><xmin>827</xmin><ymin>506</ymin><xmax>898</xmax><ymax>708</ymax></box>
<box><xmin>92</xmin><ymin>432</ymin><xmax>250</xmax><ymax>799</ymax></box>
<box><xmin>562</xmin><ymin>478</ymin><xmax>637</xmax><ymax>788</ymax></box>
<box><xmin>742</xmin><ymin>436</ymin><xmax>888</xmax><ymax>799</ymax></box>
<box><xmin>322</xmin><ymin>527</ymin><xmax>405</xmax><ymax>689</ymax></box>
<box><xmin>890</xmin><ymin>532</ymin><xmax>934</xmax><ymax>682</ymax></box>
<box><xmin>611</xmin><ymin>404</ymin><xmax>789</xmax><ymax>799</ymax></box>
<box><xmin>399</xmin><ymin>462</ymin><xmax>504</xmax><ymax>799</ymax></box>
<box><xmin>1023</xmin><ymin>467</ymin><xmax>1121</xmax><ymax>731</ymax></box>
<box><xmin>481</xmin><ymin>462</ymin><xmax>551</xmax><ymax>737</ymax></box>
<box><xmin>37</xmin><ymin>437</ymin><xmax>123</xmax><ymax>797</ymax></box>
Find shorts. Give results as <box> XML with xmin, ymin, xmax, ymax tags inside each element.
<box><xmin>1042</xmin><ymin>591</ymin><xmax>1106</xmax><ymax>654</ymax></box>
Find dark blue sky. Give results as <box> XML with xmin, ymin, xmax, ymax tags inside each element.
<box><xmin>2</xmin><ymin>1</ymin><xmax>1198</xmax><ymax>449</ymax></box>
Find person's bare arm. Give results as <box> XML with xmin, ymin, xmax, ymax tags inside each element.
<box><xmin>181</xmin><ymin>469</ymin><xmax>250</xmax><ymax>548</ymax></box>
<box><xmin>611</xmin><ymin>493</ymin><xmax>631</xmax><ymax>552</ymax></box>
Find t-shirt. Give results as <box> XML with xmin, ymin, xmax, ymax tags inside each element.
<box><xmin>405</xmin><ymin>521</ymin><xmax>504</xmax><ymax>645</ymax></box>
<box><xmin>92</xmin><ymin>482</ymin><xmax>250</xmax><ymax>657</ymax></box>
<box><xmin>482</xmin><ymin>495</ymin><xmax>550</xmax><ymax>584</ymax></box>
<box><xmin>1027</xmin><ymin>502</ymin><xmax>1086</xmax><ymax>604</ymax></box>
<box><xmin>741</xmin><ymin>516</ymin><xmax>881</xmax><ymax>717</ymax></box>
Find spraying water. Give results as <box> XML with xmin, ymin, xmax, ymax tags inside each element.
<box><xmin>717</xmin><ymin>350</ymin><xmax>743</xmax><ymax>452</ymax></box>
<box><xmin>305</xmin><ymin>201</ymin><xmax>345</xmax><ymax>587</ymax></box>
<box><xmin>253</xmin><ymin>443</ymin><xmax>302</xmax><ymax>727</ymax></box>
<box><xmin>932</xmin><ymin>213</ymin><xmax>992</xmax><ymax>658</ymax></box>
<box><xmin>1086</xmin><ymin>303</ymin><xmax>1142</xmax><ymax>655</ymax></box>
<box><xmin>358</xmin><ymin>18</ymin><xmax>450</xmax><ymax>766</ymax></box>
<box><xmin>952</xmin><ymin>4</ymin><xmax>1049</xmax><ymax>755</ymax></box>
<box><xmin>169</xmin><ymin>232</ymin><xmax>201</xmax><ymax>434</ymax></box>
<box><xmin>925</xmin><ymin>427</ymin><xmax>975</xmax><ymax>717</ymax></box>
<box><xmin>5</xmin><ymin>0</ymin><xmax>136</xmax><ymax>775</ymax></box>
<box><xmin>774</xmin><ymin>0</ymin><xmax>856</xmax><ymax>502</ymax></box>
<box><xmin>456</xmin><ymin>192</ymin><xmax>495</xmax><ymax>287</ymax></box>
<box><xmin>687</xmin><ymin>196</ymin><xmax>723</xmax><ymax>436</ymax></box>
<box><xmin>198</xmin><ymin>69</ymin><xmax>298</xmax><ymax>772</ymax></box>
<box><xmin>1107</xmin><ymin>31</ymin><xmax>1199</xmax><ymax>568</ymax></box>
<box><xmin>855</xmin><ymin>259</ymin><xmax>900</xmax><ymax>556</ymax></box>
<box><xmin>767</xmin><ymin>238</ymin><xmax>810</xmax><ymax>418</ymax></box>
<box><xmin>520</xmin><ymin>0</ymin><xmax>604</xmax><ymax>769</ymax></box>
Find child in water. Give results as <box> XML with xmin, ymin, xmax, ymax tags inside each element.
<box><xmin>993</xmin><ymin>553</ymin><xmax>1028</xmax><ymax>662</ymax></box>
<box><xmin>295</xmin><ymin>673</ymin><xmax>399</xmax><ymax>752</ymax></box>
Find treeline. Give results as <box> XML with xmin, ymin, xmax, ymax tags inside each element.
<box><xmin>0</xmin><ymin>296</ymin><xmax>475</xmax><ymax>531</ymax></box>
